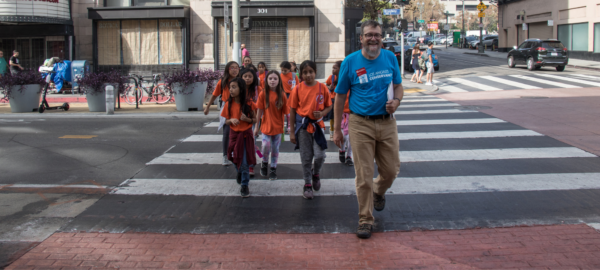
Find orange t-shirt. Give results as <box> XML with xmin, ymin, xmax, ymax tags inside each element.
<box><xmin>258</xmin><ymin>72</ymin><xmax>266</xmax><ymax>85</ymax></box>
<box><xmin>212</xmin><ymin>79</ymin><xmax>230</xmax><ymax>102</ymax></box>
<box><xmin>257</xmin><ymin>90</ymin><xmax>290</xmax><ymax>136</ymax></box>
<box><xmin>220</xmin><ymin>100</ymin><xmax>257</xmax><ymax>132</ymax></box>
<box><xmin>281</xmin><ymin>72</ymin><xmax>298</xmax><ymax>94</ymax></box>
<box><xmin>289</xmin><ymin>82</ymin><xmax>332</xmax><ymax>132</ymax></box>
<box><xmin>246</xmin><ymin>85</ymin><xmax>263</xmax><ymax>103</ymax></box>
<box><xmin>326</xmin><ymin>75</ymin><xmax>337</xmax><ymax>100</ymax></box>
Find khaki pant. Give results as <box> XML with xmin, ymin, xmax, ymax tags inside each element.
<box><xmin>348</xmin><ymin>114</ymin><xmax>400</xmax><ymax>225</ymax></box>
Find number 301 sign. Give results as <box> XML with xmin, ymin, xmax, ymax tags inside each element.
<box><xmin>257</xmin><ymin>9</ymin><xmax>267</xmax><ymax>14</ymax></box>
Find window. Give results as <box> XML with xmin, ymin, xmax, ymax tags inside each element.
<box><xmin>106</xmin><ymin>0</ymin><xmax>130</xmax><ymax>7</ymax></box>
<box><xmin>595</xmin><ymin>23</ymin><xmax>600</xmax><ymax>53</ymax></box>
<box><xmin>134</xmin><ymin>0</ymin><xmax>165</xmax><ymax>6</ymax></box>
<box><xmin>97</xmin><ymin>19</ymin><xmax>183</xmax><ymax>66</ymax></box>
<box><xmin>558</xmin><ymin>23</ymin><xmax>588</xmax><ymax>51</ymax></box>
<box><xmin>518</xmin><ymin>42</ymin><xmax>529</xmax><ymax>49</ymax></box>
<box><xmin>542</xmin><ymin>42</ymin><xmax>564</xmax><ymax>50</ymax></box>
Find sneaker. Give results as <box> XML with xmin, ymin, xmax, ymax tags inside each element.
<box><xmin>373</xmin><ymin>192</ymin><xmax>385</xmax><ymax>211</ymax></box>
<box><xmin>330</xmin><ymin>133</ymin><xmax>334</xmax><ymax>140</ymax></box>
<box><xmin>303</xmin><ymin>184</ymin><xmax>314</xmax><ymax>199</ymax></box>
<box><xmin>345</xmin><ymin>157</ymin><xmax>354</xmax><ymax>166</ymax></box>
<box><xmin>425</xmin><ymin>82</ymin><xmax>432</xmax><ymax>86</ymax></box>
<box><xmin>236</xmin><ymin>172</ymin><xmax>242</xmax><ymax>185</ymax></box>
<box><xmin>356</xmin><ymin>223</ymin><xmax>372</xmax><ymax>239</ymax></box>
<box><xmin>249</xmin><ymin>167</ymin><xmax>255</xmax><ymax>176</ymax></box>
<box><xmin>312</xmin><ymin>172</ymin><xmax>321</xmax><ymax>191</ymax></box>
<box><xmin>240</xmin><ymin>185</ymin><xmax>250</xmax><ymax>198</ymax></box>
<box><xmin>260</xmin><ymin>162</ymin><xmax>268</xmax><ymax>177</ymax></box>
<box><xmin>269</xmin><ymin>167</ymin><xmax>277</xmax><ymax>180</ymax></box>
<box><xmin>222</xmin><ymin>155</ymin><xmax>232</xmax><ymax>166</ymax></box>
<box><xmin>339</xmin><ymin>150</ymin><xmax>346</xmax><ymax>163</ymax></box>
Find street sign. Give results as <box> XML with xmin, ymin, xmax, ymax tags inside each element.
<box><xmin>224</xmin><ymin>4</ymin><xmax>229</xmax><ymax>17</ymax></box>
<box><xmin>407</xmin><ymin>22</ymin><xmax>414</xmax><ymax>31</ymax></box>
<box><xmin>394</xmin><ymin>28</ymin><xmax>399</xmax><ymax>32</ymax></box>
<box><xmin>479</xmin><ymin>23</ymin><xmax>484</xmax><ymax>28</ymax></box>
<box><xmin>444</xmin><ymin>24</ymin><xmax>450</xmax><ymax>30</ymax></box>
<box><xmin>477</xmin><ymin>2</ymin><xmax>487</xmax><ymax>11</ymax></box>
<box><xmin>478</xmin><ymin>12</ymin><xmax>485</xmax><ymax>18</ymax></box>
<box><xmin>383</xmin><ymin>9</ymin><xmax>401</xmax><ymax>15</ymax></box>
<box><xmin>417</xmin><ymin>20</ymin><xmax>425</xmax><ymax>23</ymax></box>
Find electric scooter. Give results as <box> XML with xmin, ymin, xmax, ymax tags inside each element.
<box><xmin>38</xmin><ymin>66</ymin><xmax>69</xmax><ymax>113</ymax></box>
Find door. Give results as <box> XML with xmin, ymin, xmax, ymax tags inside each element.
<box><xmin>514</xmin><ymin>41</ymin><xmax>530</xmax><ymax>64</ymax></box>
<box><xmin>529</xmin><ymin>22</ymin><xmax>553</xmax><ymax>40</ymax></box>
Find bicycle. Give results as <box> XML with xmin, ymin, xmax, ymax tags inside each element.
<box><xmin>122</xmin><ymin>74</ymin><xmax>172</xmax><ymax>105</ymax></box>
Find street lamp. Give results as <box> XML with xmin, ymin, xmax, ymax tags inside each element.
<box><xmin>430</xmin><ymin>3</ymin><xmax>436</xmax><ymax>41</ymax></box>
<box><xmin>417</xmin><ymin>2</ymin><xmax>425</xmax><ymax>40</ymax></box>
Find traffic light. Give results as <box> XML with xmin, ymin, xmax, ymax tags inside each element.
<box><xmin>396</xmin><ymin>19</ymin><xmax>408</xmax><ymax>31</ymax></box>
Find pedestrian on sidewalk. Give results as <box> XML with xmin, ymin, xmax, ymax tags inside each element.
<box><xmin>325</xmin><ymin>61</ymin><xmax>342</xmax><ymax>140</ymax></box>
<box><xmin>221</xmin><ymin>77</ymin><xmax>257</xmax><ymax>198</ymax></box>
<box><xmin>0</xmin><ymin>51</ymin><xmax>8</xmax><ymax>77</ymax></box>
<box><xmin>425</xmin><ymin>42</ymin><xmax>437</xmax><ymax>86</ymax></box>
<box><xmin>241</xmin><ymin>44</ymin><xmax>250</xmax><ymax>59</ymax></box>
<box><xmin>418</xmin><ymin>46</ymin><xmax>428</xmax><ymax>84</ymax></box>
<box><xmin>280</xmin><ymin>61</ymin><xmax>298</xmax><ymax>134</ymax></box>
<box><xmin>333</xmin><ymin>20</ymin><xmax>403</xmax><ymax>239</ymax></box>
<box><xmin>254</xmin><ymin>70</ymin><xmax>289</xmax><ymax>180</ymax></box>
<box><xmin>204</xmin><ymin>61</ymin><xmax>240</xmax><ymax>166</ymax></box>
<box><xmin>289</xmin><ymin>60</ymin><xmax>332</xmax><ymax>200</ymax></box>
<box><xmin>9</xmin><ymin>50</ymin><xmax>24</xmax><ymax>75</ymax></box>
<box><xmin>410</xmin><ymin>44</ymin><xmax>422</xmax><ymax>83</ymax></box>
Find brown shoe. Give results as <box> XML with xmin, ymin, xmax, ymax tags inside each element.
<box><xmin>356</xmin><ymin>223</ymin><xmax>372</xmax><ymax>239</ymax></box>
<box><xmin>373</xmin><ymin>192</ymin><xmax>385</xmax><ymax>211</ymax></box>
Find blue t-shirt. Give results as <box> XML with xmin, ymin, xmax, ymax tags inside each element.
<box><xmin>0</xmin><ymin>58</ymin><xmax>7</xmax><ymax>75</ymax></box>
<box><xmin>335</xmin><ymin>49</ymin><xmax>402</xmax><ymax>116</ymax></box>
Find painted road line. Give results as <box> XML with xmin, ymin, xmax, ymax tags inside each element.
<box><xmin>447</xmin><ymin>78</ymin><xmax>502</xmax><ymax>91</ymax></box>
<box><xmin>570</xmin><ymin>74</ymin><xmax>600</xmax><ymax>81</ymax></box>
<box><xmin>403</xmin><ymin>95</ymin><xmax>438</xmax><ymax>99</ymax></box>
<box><xmin>205</xmin><ymin>118</ymin><xmax>505</xmax><ymax>128</ymax></box>
<box><xmin>147</xmin><ymin>147</ymin><xmax>595</xmax><ymax>165</ymax></box>
<box><xmin>509</xmin><ymin>75</ymin><xmax>581</xmax><ymax>88</ymax></box>
<box><xmin>0</xmin><ymin>184</ymin><xmax>111</xmax><ymax>189</ymax></box>
<box><xmin>480</xmin><ymin>76</ymin><xmax>541</xmax><ymax>89</ymax></box>
<box><xmin>396</xmin><ymin>109</ymin><xmax>477</xmax><ymax>115</ymax></box>
<box><xmin>59</xmin><ymin>135</ymin><xmax>98</xmax><ymax>139</ymax></box>
<box><xmin>400</xmin><ymin>99</ymin><xmax>449</xmax><ymax>103</ymax></box>
<box><xmin>184</xmin><ymin>130</ymin><xmax>542</xmax><ymax>143</ymax></box>
<box><xmin>535</xmin><ymin>74</ymin><xmax>600</xmax><ymax>87</ymax></box>
<box><xmin>399</xmin><ymin>103</ymin><xmax>460</xmax><ymax>108</ymax></box>
<box><xmin>113</xmin><ymin>173</ymin><xmax>600</xmax><ymax>196</ymax></box>
<box><xmin>432</xmin><ymin>80</ymin><xmax>469</xmax><ymax>93</ymax></box>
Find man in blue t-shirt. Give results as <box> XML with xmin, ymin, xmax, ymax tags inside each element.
<box><xmin>333</xmin><ymin>20</ymin><xmax>404</xmax><ymax>239</ymax></box>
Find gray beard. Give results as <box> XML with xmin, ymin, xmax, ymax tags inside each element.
<box><xmin>364</xmin><ymin>44</ymin><xmax>379</xmax><ymax>58</ymax></box>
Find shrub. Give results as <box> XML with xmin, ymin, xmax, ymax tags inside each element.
<box><xmin>77</xmin><ymin>70</ymin><xmax>127</xmax><ymax>95</ymax></box>
<box><xmin>0</xmin><ymin>70</ymin><xmax>46</xmax><ymax>100</ymax></box>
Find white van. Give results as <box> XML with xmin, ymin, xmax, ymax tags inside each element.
<box><xmin>405</xmin><ymin>32</ymin><xmax>426</xmax><ymax>39</ymax></box>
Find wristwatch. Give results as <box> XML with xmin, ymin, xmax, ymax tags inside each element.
<box><xmin>393</xmin><ymin>98</ymin><xmax>401</xmax><ymax>104</ymax></box>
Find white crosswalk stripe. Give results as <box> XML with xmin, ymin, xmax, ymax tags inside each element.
<box><xmin>479</xmin><ymin>76</ymin><xmax>540</xmax><ymax>89</ymax></box>
<box><xmin>508</xmin><ymin>75</ymin><xmax>581</xmax><ymax>88</ymax></box>
<box><xmin>205</xmin><ymin>118</ymin><xmax>505</xmax><ymax>128</ymax></box>
<box><xmin>535</xmin><ymin>74</ymin><xmax>600</xmax><ymax>87</ymax></box>
<box><xmin>447</xmin><ymin>77</ymin><xmax>502</xmax><ymax>91</ymax></box>
<box><xmin>147</xmin><ymin>147</ymin><xmax>594</xmax><ymax>165</ymax></box>
<box><xmin>400</xmin><ymin>103</ymin><xmax>460</xmax><ymax>108</ymax></box>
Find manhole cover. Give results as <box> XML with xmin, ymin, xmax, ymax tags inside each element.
<box><xmin>520</xmin><ymin>96</ymin><xmax>549</xmax><ymax>99</ymax></box>
<box><xmin>454</xmin><ymin>105</ymin><xmax>492</xmax><ymax>111</ymax></box>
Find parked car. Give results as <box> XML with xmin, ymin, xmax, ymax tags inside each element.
<box><xmin>402</xmin><ymin>46</ymin><xmax>439</xmax><ymax>72</ymax></box>
<box><xmin>405</xmin><ymin>37</ymin><xmax>419</xmax><ymax>48</ymax></box>
<box><xmin>481</xmin><ymin>35</ymin><xmax>498</xmax><ymax>50</ymax></box>
<box><xmin>382</xmin><ymin>40</ymin><xmax>399</xmax><ymax>50</ymax></box>
<box><xmin>507</xmin><ymin>39</ymin><xmax>568</xmax><ymax>71</ymax></box>
<box><xmin>461</xmin><ymin>36</ymin><xmax>478</xmax><ymax>48</ymax></box>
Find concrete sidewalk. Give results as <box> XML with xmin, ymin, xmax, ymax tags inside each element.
<box><xmin>6</xmin><ymin>224</ymin><xmax>600</xmax><ymax>269</ymax></box>
<box><xmin>436</xmin><ymin>45</ymin><xmax>600</xmax><ymax>71</ymax></box>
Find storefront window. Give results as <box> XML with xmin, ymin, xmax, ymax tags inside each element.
<box><xmin>572</xmin><ymin>23</ymin><xmax>588</xmax><ymax>51</ymax></box>
<box><xmin>97</xmin><ymin>19</ymin><xmax>183</xmax><ymax>66</ymax></box>
<box><xmin>595</xmin><ymin>23</ymin><xmax>600</xmax><ymax>53</ymax></box>
<box><xmin>106</xmin><ymin>0</ymin><xmax>130</xmax><ymax>7</ymax></box>
<box><xmin>170</xmin><ymin>0</ymin><xmax>189</xmax><ymax>5</ymax></box>
<box><xmin>134</xmin><ymin>0</ymin><xmax>165</xmax><ymax>6</ymax></box>
<box><xmin>557</xmin><ymin>24</ymin><xmax>572</xmax><ymax>50</ymax></box>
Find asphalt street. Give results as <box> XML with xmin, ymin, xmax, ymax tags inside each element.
<box><xmin>2</xmin><ymin>50</ymin><xmax>600</xmax><ymax>268</ymax></box>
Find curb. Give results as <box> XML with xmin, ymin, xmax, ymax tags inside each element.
<box><xmin>0</xmin><ymin>112</ymin><xmax>219</xmax><ymax>119</ymax></box>
<box><xmin>567</xmin><ymin>65</ymin><xmax>600</xmax><ymax>72</ymax></box>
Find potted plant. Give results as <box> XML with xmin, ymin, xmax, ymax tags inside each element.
<box><xmin>77</xmin><ymin>70</ymin><xmax>127</xmax><ymax>112</ymax></box>
<box><xmin>164</xmin><ymin>68</ymin><xmax>221</xmax><ymax>112</ymax></box>
<box><xmin>204</xmin><ymin>69</ymin><xmax>223</xmax><ymax>105</ymax></box>
<box><xmin>0</xmin><ymin>69</ymin><xmax>46</xmax><ymax>113</ymax></box>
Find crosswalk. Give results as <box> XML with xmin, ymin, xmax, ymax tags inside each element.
<box><xmin>113</xmin><ymin>95</ymin><xmax>600</xmax><ymax>198</ymax></box>
<box><xmin>434</xmin><ymin>74</ymin><xmax>600</xmax><ymax>92</ymax></box>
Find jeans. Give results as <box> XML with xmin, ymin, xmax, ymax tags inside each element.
<box><xmin>298</xmin><ymin>128</ymin><xmax>327</xmax><ymax>184</ymax></box>
<box><xmin>236</xmin><ymin>140</ymin><xmax>250</xmax><ymax>186</ymax></box>
<box><xmin>261</xmin><ymin>134</ymin><xmax>281</xmax><ymax>167</ymax></box>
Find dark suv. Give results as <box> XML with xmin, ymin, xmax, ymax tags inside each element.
<box><xmin>507</xmin><ymin>39</ymin><xmax>568</xmax><ymax>71</ymax></box>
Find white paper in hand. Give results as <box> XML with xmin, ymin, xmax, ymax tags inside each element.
<box><xmin>387</xmin><ymin>82</ymin><xmax>395</xmax><ymax>119</ymax></box>
<box><xmin>218</xmin><ymin>105</ymin><xmax>226</xmax><ymax>132</ymax></box>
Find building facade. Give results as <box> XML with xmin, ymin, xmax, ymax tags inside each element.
<box><xmin>1</xmin><ymin>0</ymin><xmax>362</xmax><ymax>79</ymax></box>
<box><xmin>498</xmin><ymin>0</ymin><xmax>600</xmax><ymax>61</ymax></box>
<box><xmin>440</xmin><ymin>0</ymin><xmax>492</xmax><ymax>24</ymax></box>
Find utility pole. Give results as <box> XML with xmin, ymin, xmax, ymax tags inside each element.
<box><xmin>478</xmin><ymin>0</ymin><xmax>485</xmax><ymax>53</ymax></box>
<box><xmin>462</xmin><ymin>0</ymin><xmax>465</xmax><ymax>48</ymax></box>
<box><xmin>224</xmin><ymin>3</ymin><xmax>229</xmax><ymax>65</ymax></box>
<box><xmin>232</xmin><ymin>0</ymin><xmax>241</xmax><ymax>65</ymax></box>
<box><xmin>400</xmin><ymin>4</ymin><xmax>404</xmax><ymax>78</ymax></box>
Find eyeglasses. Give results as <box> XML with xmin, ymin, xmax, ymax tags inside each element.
<box><xmin>363</xmin><ymin>33</ymin><xmax>383</xmax><ymax>39</ymax></box>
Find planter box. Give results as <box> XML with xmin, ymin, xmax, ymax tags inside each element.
<box><xmin>173</xmin><ymin>82</ymin><xmax>207</xmax><ymax>112</ymax></box>
<box><xmin>8</xmin><ymin>84</ymin><xmax>42</xmax><ymax>113</ymax></box>
<box><xmin>84</xmin><ymin>84</ymin><xmax>118</xmax><ymax>112</ymax></box>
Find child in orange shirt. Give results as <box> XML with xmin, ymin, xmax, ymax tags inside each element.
<box><xmin>289</xmin><ymin>60</ymin><xmax>332</xmax><ymax>200</ymax></box>
<box><xmin>257</xmin><ymin>62</ymin><xmax>268</xmax><ymax>85</ymax></box>
<box><xmin>253</xmin><ymin>71</ymin><xmax>289</xmax><ymax>180</ymax></box>
<box><xmin>221</xmin><ymin>77</ymin><xmax>257</xmax><ymax>198</ymax></box>
<box><xmin>339</xmin><ymin>91</ymin><xmax>353</xmax><ymax>166</ymax></box>
<box><xmin>280</xmin><ymin>61</ymin><xmax>298</xmax><ymax>134</ymax></box>
<box><xmin>240</xmin><ymin>67</ymin><xmax>262</xmax><ymax>176</ymax></box>
<box><xmin>204</xmin><ymin>61</ymin><xmax>240</xmax><ymax>166</ymax></box>
<box><xmin>325</xmin><ymin>61</ymin><xmax>342</xmax><ymax>140</ymax></box>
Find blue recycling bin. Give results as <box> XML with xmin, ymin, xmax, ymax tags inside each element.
<box><xmin>71</xmin><ymin>60</ymin><xmax>91</xmax><ymax>89</ymax></box>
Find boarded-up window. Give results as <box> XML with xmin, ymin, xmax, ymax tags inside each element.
<box><xmin>122</xmin><ymin>20</ymin><xmax>141</xmax><ymax>65</ymax></box>
<box><xmin>141</xmin><ymin>20</ymin><xmax>159</xmax><ymax>64</ymax></box>
<box><xmin>217</xmin><ymin>19</ymin><xmax>234</xmax><ymax>66</ymax></box>
<box><xmin>528</xmin><ymin>22</ymin><xmax>553</xmax><ymax>40</ymax></box>
<box><xmin>159</xmin><ymin>19</ymin><xmax>183</xmax><ymax>64</ymax></box>
<box><xmin>288</xmin><ymin>18</ymin><xmax>310</xmax><ymax>64</ymax></box>
<box><xmin>98</xmin><ymin>20</ymin><xmax>121</xmax><ymax>65</ymax></box>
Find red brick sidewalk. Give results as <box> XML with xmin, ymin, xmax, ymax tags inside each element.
<box><xmin>6</xmin><ymin>224</ymin><xmax>600</xmax><ymax>269</ymax></box>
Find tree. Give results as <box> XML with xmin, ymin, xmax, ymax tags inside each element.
<box><xmin>455</xmin><ymin>10</ymin><xmax>479</xmax><ymax>31</ymax></box>
<box><xmin>484</xmin><ymin>4</ymin><xmax>498</xmax><ymax>34</ymax></box>
<box><xmin>402</xmin><ymin>0</ymin><xmax>446</xmax><ymax>24</ymax></box>
<box><xmin>347</xmin><ymin>0</ymin><xmax>393</xmax><ymax>22</ymax></box>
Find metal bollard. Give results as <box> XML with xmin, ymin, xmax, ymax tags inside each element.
<box><xmin>105</xmin><ymin>85</ymin><xmax>115</xmax><ymax>115</ymax></box>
